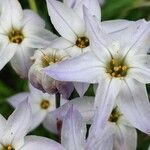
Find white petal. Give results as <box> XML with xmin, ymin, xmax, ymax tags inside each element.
<box><xmin>83</xmin><ymin>7</ymin><xmax>113</xmax><ymax>62</ymax></box>
<box><xmin>127</xmin><ymin>54</ymin><xmax>150</xmax><ymax>83</ymax></box>
<box><xmin>117</xmin><ymin>78</ymin><xmax>150</xmax><ymax>135</ymax></box>
<box><xmin>21</xmin><ymin>135</ymin><xmax>65</xmax><ymax>150</ymax></box>
<box><xmin>86</xmin><ymin>123</ymin><xmax>114</xmax><ymax>150</ymax></box>
<box><xmin>50</xmin><ymin>37</ymin><xmax>74</xmax><ymax>49</ymax></box>
<box><xmin>74</xmin><ymin>0</ymin><xmax>101</xmax><ymax>19</ymax></box>
<box><xmin>46</xmin><ymin>0</ymin><xmax>85</xmax><ymax>42</ymax></box>
<box><xmin>29</xmin><ymin>111</ymin><xmax>46</xmax><ymax>131</ymax></box>
<box><xmin>23</xmin><ymin>28</ymin><xmax>57</xmax><ymax>48</ymax></box>
<box><xmin>114</xmin><ymin>125</ymin><xmax>137</xmax><ymax>150</ymax></box>
<box><xmin>101</xmin><ymin>19</ymin><xmax>133</xmax><ymax>34</ymax></box>
<box><xmin>90</xmin><ymin>77</ymin><xmax>121</xmax><ymax>138</ymax></box>
<box><xmin>23</xmin><ymin>9</ymin><xmax>45</xmax><ymax>29</ymax></box>
<box><xmin>0</xmin><ymin>115</ymin><xmax>6</xmax><ymax>138</ymax></box>
<box><xmin>44</xmin><ymin>51</ymin><xmax>102</xmax><ymax>83</ymax></box>
<box><xmin>10</xmin><ymin>46</ymin><xmax>35</xmax><ymax>79</ymax></box>
<box><xmin>8</xmin><ymin>92</ymin><xmax>29</xmax><ymax>108</ymax></box>
<box><xmin>44</xmin><ymin>96</ymin><xmax>94</xmax><ymax>134</ymax></box>
<box><xmin>63</xmin><ymin>0</ymin><xmax>77</xmax><ymax>8</ymax></box>
<box><xmin>74</xmin><ymin>82</ymin><xmax>90</xmax><ymax>97</ymax></box>
<box><xmin>61</xmin><ymin>106</ymin><xmax>86</xmax><ymax>150</ymax></box>
<box><xmin>0</xmin><ymin>43</ymin><xmax>17</xmax><ymax>71</ymax></box>
<box><xmin>2</xmin><ymin>100</ymin><xmax>31</xmax><ymax>146</ymax></box>
<box><xmin>0</xmin><ymin>0</ymin><xmax>23</xmax><ymax>30</ymax></box>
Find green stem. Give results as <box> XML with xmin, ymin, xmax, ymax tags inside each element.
<box><xmin>28</xmin><ymin>0</ymin><xmax>38</xmax><ymax>13</ymax></box>
<box><xmin>56</xmin><ymin>93</ymin><xmax>60</xmax><ymax>108</ymax></box>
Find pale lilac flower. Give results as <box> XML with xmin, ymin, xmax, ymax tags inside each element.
<box><xmin>44</xmin><ymin>96</ymin><xmax>137</xmax><ymax>150</ymax></box>
<box><xmin>148</xmin><ymin>145</ymin><xmax>150</xmax><ymax>150</ymax></box>
<box><xmin>28</xmin><ymin>48</ymin><xmax>74</xmax><ymax>98</ymax></box>
<box><xmin>0</xmin><ymin>0</ymin><xmax>56</xmax><ymax>78</ymax></box>
<box><xmin>46</xmin><ymin>0</ymin><xmax>134</xmax><ymax>97</ymax></box>
<box><xmin>44</xmin><ymin>8</ymin><xmax>150</xmax><ymax>136</ymax></box>
<box><xmin>8</xmin><ymin>83</ymin><xmax>67</xmax><ymax>131</ymax></box>
<box><xmin>0</xmin><ymin>101</ymin><xmax>63</xmax><ymax>150</ymax></box>
<box><xmin>44</xmin><ymin>96</ymin><xmax>94</xmax><ymax>134</ymax></box>
<box><xmin>45</xmin><ymin>105</ymin><xmax>113</xmax><ymax>150</ymax></box>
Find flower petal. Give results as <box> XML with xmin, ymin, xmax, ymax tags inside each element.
<box><xmin>74</xmin><ymin>0</ymin><xmax>101</xmax><ymax>19</ymax></box>
<box><xmin>46</xmin><ymin>0</ymin><xmax>85</xmax><ymax>42</ymax></box>
<box><xmin>44</xmin><ymin>51</ymin><xmax>102</xmax><ymax>83</ymax></box>
<box><xmin>2</xmin><ymin>100</ymin><xmax>31</xmax><ymax>146</ymax></box>
<box><xmin>83</xmin><ymin>7</ymin><xmax>113</xmax><ymax>62</ymax></box>
<box><xmin>61</xmin><ymin>106</ymin><xmax>86</xmax><ymax>150</ymax></box>
<box><xmin>117</xmin><ymin>78</ymin><xmax>150</xmax><ymax>135</ymax></box>
<box><xmin>8</xmin><ymin>92</ymin><xmax>29</xmax><ymax>108</ymax></box>
<box><xmin>114</xmin><ymin>125</ymin><xmax>137</xmax><ymax>150</ymax></box>
<box><xmin>44</xmin><ymin>96</ymin><xmax>94</xmax><ymax>134</ymax></box>
<box><xmin>23</xmin><ymin>9</ymin><xmax>45</xmax><ymax>29</ymax></box>
<box><xmin>101</xmin><ymin>19</ymin><xmax>133</xmax><ymax>34</ymax></box>
<box><xmin>10</xmin><ymin>46</ymin><xmax>35</xmax><ymax>79</ymax></box>
<box><xmin>127</xmin><ymin>54</ymin><xmax>150</xmax><ymax>84</ymax></box>
<box><xmin>90</xmin><ymin>77</ymin><xmax>121</xmax><ymax>138</ymax></box>
<box><xmin>74</xmin><ymin>82</ymin><xmax>90</xmax><ymax>97</ymax></box>
<box><xmin>0</xmin><ymin>0</ymin><xmax>23</xmax><ymax>30</ymax></box>
<box><xmin>21</xmin><ymin>135</ymin><xmax>65</xmax><ymax>150</ymax></box>
<box><xmin>0</xmin><ymin>43</ymin><xmax>17</xmax><ymax>71</ymax></box>
<box><xmin>0</xmin><ymin>115</ymin><xmax>6</xmax><ymax>138</ymax></box>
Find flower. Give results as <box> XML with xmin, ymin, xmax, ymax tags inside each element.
<box><xmin>44</xmin><ymin>8</ymin><xmax>150</xmax><ymax>136</ymax></box>
<box><xmin>44</xmin><ymin>96</ymin><xmax>94</xmax><ymax>134</ymax></box>
<box><xmin>0</xmin><ymin>0</ymin><xmax>57</xmax><ymax>78</ymax></box>
<box><xmin>8</xmin><ymin>83</ymin><xmax>67</xmax><ymax>131</ymax></box>
<box><xmin>45</xmin><ymin>105</ymin><xmax>113</xmax><ymax>150</ymax></box>
<box><xmin>28</xmin><ymin>48</ymin><xmax>74</xmax><ymax>98</ymax></box>
<box><xmin>0</xmin><ymin>100</ymin><xmax>63</xmax><ymax>150</ymax></box>
<box><xmin>44</xmin><ymin>96</ymin><xmax>137</xmax><ymax>149</ymax></box>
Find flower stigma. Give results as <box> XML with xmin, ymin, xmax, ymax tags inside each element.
<box><xmin>40</xmin><ymin>99</ymin><xmax>50</xmax><ymax>109</ymax></box>
<box><xmin>75</xmin><ymin>36</ymin><xmax>89</xmax><ymax>48</ymax></box>
<box><xmin>41</xmin><ymin>52</ymin><xmax>63</xmax><ymax>68</ymax></box>
<box><xmin>8</xmin><ymin>29</ymin><xmax>24</xmax><ymax>44</ymax></box>
<box><xmin>106</xmin><ymin>58</ymin><xmax>128</xmax><ymax>78</ymax></box>
<box><xmin>2</xmin><ymin>145</ymin><xmax>15</xmax><ymax>150</ymax></box>
<box><xmin>109</xmin><ymin>107</ymin><xmax>122</xmax><ymax>123</ymax></box>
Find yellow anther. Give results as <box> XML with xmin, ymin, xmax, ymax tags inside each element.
<box><xmin>117</xmin><ymin>74</ymin><xmax>121</xmax><ymax>77</ymax></box>
<box><xmin>111</xmin><ymin>72</ymin><xmax>116</xmax><ymax>77</ymax></box>
<box><xmin>111</xmin><ymin>59</ymin><xmax>116</xmax><ymax>65</ymax></box>
<box><xmin>114</xmin><ymin>67</ymin><xmax>120</xmax><ymax>71</ymax></box>
<box><xmin>122</xmin><ymin>66</ymin><xmax>128</xmax><ymax>71</ymax></box>
<box><xmin>40</xmin><ymin>100</ymin><xmax>50</xmax><ymax>109</ymax></box>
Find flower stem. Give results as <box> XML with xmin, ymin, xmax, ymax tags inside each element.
<box><xmin>56</xmin><ymin>93</ymin><xmax>60</xmax><ymax>108</ymax></box>
<box><xmin>28</xmin><ymin>0</ymin><xmax>38</xmax><ymax>13</ymax></box>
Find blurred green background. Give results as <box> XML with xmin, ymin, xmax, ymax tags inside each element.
<box><xmin>0</xmin><ymin>0</ymin><xmax>150</xmax><ymax>149</ymax></box>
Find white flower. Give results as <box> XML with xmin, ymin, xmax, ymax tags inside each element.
<box><xmin>0</xmin><ymin>0</ymin><xmax>57</xmax><ymax>78</ymax></box>
<box><xmin>44</xmin><ymin>96</ymin><xmax>94</xmax><ymax>134</ymax></box>
<box><xmin>29</xmin><ymin>48</ymin><xmax>74</xmax><ymax>98</ymax></box>
<box><xmin>44</xmin><ymin>96</ymin><xmax>137</xmax><ymax>150</ymax></box>
<box><xmin>46</xmin><ymin>0</ymin><xmax>100</xmax><ymax>57</ymax></box>
<box><xmin>44</xmin><ymin>105</ymin><xmax>113</xmax><ymax>150</ymax></box>
<box><xmin>0</xmin><ymin>101</ymin><xmax>63</xmax><ymax>150</ymax></box>
<box><xmin>44</xmin><ymin>8</ymin><xmax>150</xmax><ymax>136</ymax></box>
<box><xmin>8</xmin><ymin>83</ymin><xmax>67</xmax><ymax>131</ymax></box>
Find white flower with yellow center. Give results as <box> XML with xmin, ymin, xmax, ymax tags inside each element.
<box><xmin>8</xmin><ymin>84</ymin><xmax>67</xmax><ymax>131</ymax></box>
<box><xmin>0</xmin><ymin>0</ymin><xmax>56</xmax><ymax>78</ymax></box>
<box><xmin>28</xmin><ymin>47</ymin><xmax>74</xmax><ymax>98</ymax></box>
<box><xmin>0</xmin><ymin>101</ymin><xmax>63</xmax><ymax>150</ymax></box>
<box><xmin>44</xmin><ymin>8</ymin><xmax>150</xmax><ymax>136</ymax></box>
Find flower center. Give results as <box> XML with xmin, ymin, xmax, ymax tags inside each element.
<box><xmin>40</xmin><ymin>100</ymin><xmax>50</xmax><ymax>109</ymax></box>
<box><xmin>106</xmin><ymin>58</ymin><xmax>128</xmax><ymax>78</ymax></box>
<box><xmin>42</xmin><ymin>53</ymin><xmax>63</xmax><ymax>68</ymax></box>
<box><xmin>8</xmin><ymin>29</ymin><xmax>24</xmax><ymax>44</ymax></box>
<box><xmin>75</xmin><ymin>36</ymin><xmax>89</xmax><ymax>48</ymax></box>
<box><xmin>3</xmin><ymin>145</ymin><xmax>15</xmax><ymax>150</ymax></box>
<box><xmin>109</xmin><ymin>107</ymin><xmax>122</xmax><ymax>123</ymax></box>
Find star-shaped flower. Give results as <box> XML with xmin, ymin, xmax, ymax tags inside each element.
<box><xmin>0</xmin><ymin>0</ymin><xmax>57</xmax><ymax>78</ymax></box>
<box><xmin>44</xmin><ymin>8</ymin><xmax>150</xmax><ymax>136</ymax></box>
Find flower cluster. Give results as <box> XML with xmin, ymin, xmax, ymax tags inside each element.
<box><xmin>0</xmin><ymin>0</ymin><xmax>150</xmax><ymax>149</ymax></box>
